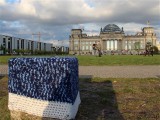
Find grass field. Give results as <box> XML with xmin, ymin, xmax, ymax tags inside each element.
<box><xmin>0</xmin><ymin>76</ymin><xmax>160</xmax><ymax>120</ymax></box>
<box><xmin>0</xmin><ymin>56</ymin><xmax>14</xmax><ymax>64</ymax></box>
<box><xmin>0</xmin><ymin>55</ymin><xmax>160</xmax><ymax>65</ymax></box>
<box><xmin>0</xmin><ymin>76</ymin><xmax>10</xmax><ymax>120</ymax></box>
<box><xmin>77</xmin><ymin>55</ymin><xmax>160</xmax><ymax>66</ymax></box>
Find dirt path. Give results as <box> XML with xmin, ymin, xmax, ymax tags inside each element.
<box><xmin>79</xmin><ymin>66</ymin><xmax>160</xmax><ymax>78</ymax></box>
<box><xmin>0</xmin><ymin>65</ymin><xmax>160</xmax><ymax>78</ymax></box>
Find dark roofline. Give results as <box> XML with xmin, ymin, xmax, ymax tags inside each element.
<box><xmin>71</xmin><ymin>29</ymin><xmax>82</xmax><ymax>31</ymax></box>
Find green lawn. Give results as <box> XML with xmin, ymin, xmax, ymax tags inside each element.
<box><xmin>77</xmin><ymin>55</ymin><xmax>160</xmax><ymax>66</ymax></box>
<box><xmin>0</xmin><ymin>56</ymin><xmax>15</xmax><ymax>64</ymax></box>
<box><xmin>0</xmin><ymin>55</ymin><xmax>160</xmax><ymax>65</ymax></box>
<box><xmin>0</xmin><ymin>76</ymin><xmax>160</xmax><ymax>120</ymax></box>
<box><xmin>0</xmin><ymin>76</ymin><xmax>10</xmax><ymax>120</ymax></box>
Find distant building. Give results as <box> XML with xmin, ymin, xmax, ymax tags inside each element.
<box><xmin>0</xmin><ymin>34</ymin><xmax>53</xmax><ymax>54</ymax></box>
<box><xmin>69</xmin><ymin>24</ymin><xmax>158</xmax><ymax>55</ymax></box>
<box><xmin>157</xmin><ymin>41</ymin><xmax>160</xmax><ymax>51</ymax></box>
<box><xmin>51</xmin><ymin>46</ymin><xmax>69</xmax><ymax>53</ymax></box>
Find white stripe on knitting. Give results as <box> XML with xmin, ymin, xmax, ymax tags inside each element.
<box><xmin>8</xmin><ymin>92</ymin><xmax>80</xmax><ymax>120</ymax></box>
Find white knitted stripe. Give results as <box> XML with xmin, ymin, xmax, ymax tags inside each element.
<box><xmin>8</xmin><ymin>92</ymin><xmax>80</xmax><ymax>120</ymax></box>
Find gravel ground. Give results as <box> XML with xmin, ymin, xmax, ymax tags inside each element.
<box><xmin>79</xmin><ymin>66</ymin><xmax>160</xmax><ymax>78</ymax></box>
<box><xmin>0</xmin><ymin>65</ymin><xmax>8</xmax><ymax>76</ymax></box>
<box><xmin>0</xmin><ymin>65</ymin><xmax>160</xmax><ymax>78</ymax></box>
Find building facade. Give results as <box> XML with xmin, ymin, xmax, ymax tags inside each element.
<box><xmin>69</xmin><ymin>24</ymin><xmax>158</xmax><ymax>55</ymax></box>
<box><xmin>157</xmin><ymin>41</ymin><xmax>160</xmax><ymax>51</ymax></box>
<box><xmin>0</xmin><ymin>34</ymin><xmax>53</xmax><ymax>54</ymax></box>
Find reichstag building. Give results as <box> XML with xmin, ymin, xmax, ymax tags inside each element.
<box><xmin>69</xmin><ymin>24</ymin><xmax>158</xmax><ymax>55</ymax></box>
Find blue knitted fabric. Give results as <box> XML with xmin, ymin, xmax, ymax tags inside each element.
<box><xmin>8</xmin><ymin>57</ymin><xmax>79</xmax><ymax>104</ymax></box>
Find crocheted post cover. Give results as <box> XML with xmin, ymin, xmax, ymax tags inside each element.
<box><xmin>8</xmin><ymin>57</ymin><xmax>80</xmax><ymax>119</ymax></box>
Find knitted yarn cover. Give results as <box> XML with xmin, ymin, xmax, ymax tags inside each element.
<box><xmin>8</xmin><ymin>57</ymin><xmax>80</xmax><ymax>119</ymax></box>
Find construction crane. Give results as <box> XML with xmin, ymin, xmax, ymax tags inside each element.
<box><xmin>32</xmin><ymin>32</ymin><xmax>49</xmax><ymax>42</ymax></box>
<box><xmin>14</xmin><ymin>32</ymin><xmax>49</xmax><ymax>42</ymax></box>
<box><xmin>32</xmin><ymin>32</ymin><xmax>52</xmax><ymax>51</ymax></box>
<box><xmin>32</xmin><ymin>32</ymin><xmax>41</xmax><ymax>42</ymax></box>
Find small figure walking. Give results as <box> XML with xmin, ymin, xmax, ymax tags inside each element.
<box><xmin>150</xmin><ymin>46</ymin><xmax>154</xmax><ymax>56</ymax></box>
<box><xmin>97</xmin><ymin>41</ymin><xmax>102</xmax><ymax>57</ymax></box>
<box><xmin>92</xmin><ymin>43</ymin><xmax>97</xmax><ymax>56</ymax></box>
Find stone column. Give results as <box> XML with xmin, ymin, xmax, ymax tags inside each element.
<box><xmin>109</xmin><ymin>40</ymin><xmax>111</xmax><ymax>50</ymax></box>
<box><xmin>113</xmin><ymin>40</ymin><xmax>115</xmax><ymax>50</ymax></box>
<box><xmin>105</xmin><ymin>40</ymin><xmax>107</xmax><ymax>50</ymax></box>
<box><xmin>107</xmin><ymin>40</ymin><xmax>109</xmax><ymax>50</ymax></box>
<box><xmin>115</xmin><ymin>40</ymin><xmax>117</xmax><ymax>50</ymax></box>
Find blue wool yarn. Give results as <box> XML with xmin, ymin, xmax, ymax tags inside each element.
<box><xmin>8</xmin><ymin>57</ymin><xmax>79</xmax><ymax>104</ymax></box>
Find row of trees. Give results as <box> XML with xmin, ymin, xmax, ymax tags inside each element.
<box><xmin>0</xmin><ymin>45</ymin><xmax>6</xmax><ymax>54</ymax></box>
<box><xmin>0</xmin><ymin>46</ymin><xmax>68</xmax><ymax>55</ymax></box>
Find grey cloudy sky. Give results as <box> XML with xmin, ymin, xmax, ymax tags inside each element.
<box><xmin>0</xmin><ymin>0</ymin><xmax>160</xmax><ymax>46</ymax></box>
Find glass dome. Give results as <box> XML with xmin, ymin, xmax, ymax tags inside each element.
<box><xmin>102</xmin><ymin>24</ymin><xmax>121</xmax><ymax>32</ymax></box>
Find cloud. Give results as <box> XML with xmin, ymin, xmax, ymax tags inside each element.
<box><xmin>0</xmin><ymin>0</ymin><xmax>5</xmax><ymax>5</ymax></box>
<box><xmin>46</xmin><ymin>40</ymin><xmax>69</xmax><ymax>47</ymax></box>
<box><xmin>1</xmin><ymin>0</ymin><xmax>158</xmax><ymax>24</ymax></box>
<box><xmin>0</xmin><ymin>0</ymin><xmax>159</xmax><ymax>44</ymax></box>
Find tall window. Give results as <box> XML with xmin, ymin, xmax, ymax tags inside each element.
<box><xmin>8</xmin><ymin>38</ymin><xmax>11</xmax><ymax>53</ymax></box>
<box><xmin>90</xmin><ymin>46</ymin><xmax>92</xmax><ymax>50</ymax></box>
<box><xmin>28</xmin><ymin>42</ymin><xmax>30</xmax><ymax>50</ymax></box>
<box><xmin>86</xmin><ymin>46</ymin><xmax>89</xmax><ymax>50</ymax></box>
<box><xmin>17</xmin><ymin>40</ymin><xmax>19</xmax><ymax>49</ymax></box>
<box><xmin>134</xmin><ymin>42</ymin><xmax>140</xmax><ymax>50</ymax></box>
<box><xmin>21</xmin><ymin>39</ymin><xmax>24</xmax><ymax>49</ymax></box>
<box><xmin>110</xmin><ymin>40</ymin><xmax>114</xmax><ymax>50</ymax></box>
<box><xmin>74</xmin><ymin>41</ymin><xmax>78</xmax><ymax>45</ymax></box>
<box><xmin>129</xmin><ymin>45</ymin><xmax>131</xmax><ymax>50</ymax></box>
<box><xmin>125</xmin><ymin>45</ymin><xmax>127</xmax><ymax>50</ymax></box>
<box><xmin>82</xmin><ymin>46</ymin><xmax>85</xmax><ymax>50</ymax></box>
<box><xmin>3</xmin><ymin>38</ymin><xmax>6</xmax><ymax>47</ymax></box>
<box><xmin>31</xmin><ymin>41</ymin><xmax>34</xmax><ymax>51</ymax></box>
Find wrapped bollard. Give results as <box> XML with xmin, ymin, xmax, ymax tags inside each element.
<box><xmin>8</xmin><ymin>57</ymin><xmax>80</xmax><ymax>120</ymax></box>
